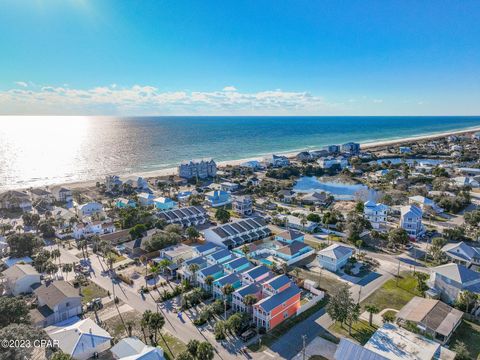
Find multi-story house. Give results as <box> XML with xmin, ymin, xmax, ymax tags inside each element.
<box><xmin>137</xmin><ymin>192</ymin><xmax>155</xmax><ymax>206</ymax></box>
<box><xmin>31</xmin><ymin>281</ymin><xmax>82</xmax><ymax>327</ymax></box>
<box><xmin>266</xmin><ymin>154</ymin><xmax>290</xmax><ymax>168</ymax></box>
<box><xmin>105</xmin><ymin>175</ymin><xmax>123</xmax><ymax>192</ymax></box>
<box><xmin>0</xmin><ymin>190</ymin><xmax>32</xmax><ymax>211</ymax></box>
<box><xmin>153</xmin><ymin>196</ymin><xmax>177</xmax><ymax>210</ymax></box>
<box><xmin>441</xmin><ymin>242</ymin><xmax>480</xmax><ymax>267</ymax></box>
<box><xmin>363</xmin><ymin>201</ymin><xmax>389</xmax><ymax>229</ymax></box>
<box><xmin>400</xmin><ymin>205</ymin><xmax>424</xmax><ymax>238</ymax></box>
<box><xmin>197</xmin><ymin>264</ymin><xmax>224</xmax><ymax>289</ymax></box>
<box><xmin>192</xmin><ymin>241</ymin><xmax>219</xmax><ymax>257</ymax></box>
<box><xmin>317</xmin><ymin>244</ymin><xmax>354</xmax><ymax>272</ymax></box>
<box><xmin>213</xmin><ymin>273</ymin><xmax>242</xmax><ymax>299</ymax></box>
<box><xmin>341</xmin><ymin>142</ymin><xmax>361</xmax><ymax>154</ymax></box>
<box><xmin>157</xmin><ymin>206</ymin><xmax>209</xmax><ymax>227</ymax></box>
<box><xmin>241</xmin><ymin>265</ymin><xmax>272</xmax><ymax>285</ymax></box>
<box><xmin>408</xmin><ymin>196</ymin><xmax>444</xmax><ymax>214</ymax></box>
<box><xmin>76</xmin><ymin>202</ymin><xmax>103</xmax><ymax>218</ymax></box>
<box><xmin>232</xmin><ymin>282</ymin><xmax>263</xmax><ymax>312</ymax></box>
<box><xmin>205</xmin><ymin>190</ymin><xmax>232</xmax><ymax>207</ymax></box>
<box><xmin>323</xmin><ymin>144</ymin><xmax>340</xmax><ymax>154</ymax></box>
<box><xmin>50</xmin><ymin>186</ymin><xmax>73</xmax><ymax>203</ymax></box>
<box><xmin>223</xmin><ymin>256</ymin><xmax>252</xmax><ymax>273</ymax></box>
<box><xmin>178</xmin><ymin>159</ymin><xmax>217</xmax><ymax>179</ymax></box>
<box><xmin>29</xmin><ymin>188</ymin><xmax>53</xmax><ymax>203</ymax></box>
<box><xmin>3</xmin><ymin>264</ymin><xmax>41</xmax><ymax>296</ymax></box>
<box><xmin>317</xmin><ymin>156</ymin><xmax>349</xmax><ymax>170</ymax></box>
<box><xmin>206</xmin><ymin>249</ymin><xmax>235</xmax><ymax>265</ymax></box>
<box><xmin>202</xmin><ymin>217</ymin><xmax>271</xmax><ymax>249</ymax></box>
<box><xmin>232</xmin><ymin>195</ymin><xmax>253</xmax><ymax>217</ymax></box>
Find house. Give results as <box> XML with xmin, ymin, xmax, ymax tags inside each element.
<box><xmin>2</xmin><ymin>263</ymin><xmax>41</xmax><ymax>296</ymax></box>
<box><xmin>232</xmin><ymin>282</ymin><xmax>263</xmax><ymax>312</ymax></box>
<box><xmin>266</xmin><ymin>154</ymin><xmax>290</xmax><ymax>168</ymax></box>
<box><xmin>220</xmin><ymin>181</ymin><xmax>240</xmax><ymax>192</ymax></box>
<box><xmin>298</xmin><ymin>191</ymin><xmax>328</xmax><ymax>206</ymax></box>
<box><xmin>72</xmin><ymin>220</ymin><xmax>115</xmax><ymax>240</ymax></box>
<box><xmin>29</xmin><ymin>188</ymin><xmax>53</xmax><ymax>203</ymax></box>
<box><xmin>105</xmin><ymin>175</ymin><xmax>123</xmax><ymax>192</ymax></box>
<box><xmin>76</xmin><ymin>202</ymin><xmax>103</xmax><ymax>217</ymax></box>
<box><xmin>317</xmin><ymin>244</ymin><xmax>354</xmax><ymax>272</ymax></box>
<box><xmin>203</xmin><ymin>217</ymin><xmax>271</xmax><ymax>249</ymax></box>
<box><xmin>180</xmin><ymin>256</ymin><xmax>209</xmax><ymax>281</ymax></box>
<box><xmin>277</xmin><ymin>189</ymin><xmax>296</xmax><ymax>203</ymax></box>
<box><xmin>206</xmin><ymin>248</ymin><xmax>235</xmax><ymax>265</ymax></box>
<box><xmin>223</xmin><ymin>256</ymin><xmax>252</xmax><ymax>273</ymax></box>
<box><xmin>341</xmin><ymin>142</ymin><xmax>360</xmax><ymax>154</ymax></box>
<box><xmin>177</xmin><ymin>191</ymin><xmax>192</xmax><ymax>203</ymax></box>
<box><xmin>159</xmin><ymin>244</ymin><xmax>194</xmax><ymax>264</ymax></box>
<box><xmin>428</xmin><ymin>263</ymin><xmax>480</xmax><ymax>303</ymax></box>
<box><xmin>111</xmin><ymin>337</ymin><xmax>164</xmax><ymax>360</ymax></box>
<box><xmin>323</xmin><ymin>144</ymin><xmax>340</xmax><ymax>154</ymax></box>
<box><xmin>50</xmin><ymin>186</ymin><xmax>73</xmax><ymax>203</ymax></box>
<box><xmin>396</xmin><ymin>296</ymin><xmax>463</xmax><ymax>344</ymax></box>
<box><xmin>138</xmin><ymin>192</ymin><xmax>155</xmax><ymax>206</ymax></box>
<box><xmin>197</xmin><ymin>264</ymin><xmax>225</xmax><ymax>289</ymax></box>
<box><xmin>274</xmin><ymin>241</ymin><xmax>314</xmax><ymax>264</ymax></box>
<box><xmin>0</xmin><ymin>190</ymin><xmax>32</xmax><ymax>211</ymax></box>
<box><xmin>205</xmin><ymin>190</ymin><xmax>231</xmax><ymax>207</ymax></box>
<box><xmin>154</xmin><ymin>196</ymin><xmax>177</xmax><ymax>210</ymax></box>
<box><xmin>275</xmin><ymin>229</ymin><xmax>304</xmax><ymax>243</ymax></box>
<box><xmin>276</xmin><ymin>215</ymin><xmax>317</xmax><ymax>232</ymax></box>
<box><xmin>157</xmin><ymin>206</ymin><xmax>209</xmax><ymax>227</ymax></box>
<box><xmin>317</xmin><ymin>156</ymin><xmax>349</xmax><ymax>169</ymax></box>
<box><xmin>116</xmin><ymin>198</ymin><xmax>137</xmax><ymax>208</ymax></box>
<box><xmin>241</xmin><ymin>265</ymin><xmax>272</xmax><ymax>285</ymax></box>
<box><xmin>213</xmin><ymin>273</ymin><xmax>242</xmax><ymax>299</ymax></box>
<box><xmin>399</xmin><ymin>146</ymin><xmax>412</xmax><ymax>154</ymax></box>
<box><xmin>442</xmin><ymin>242</ymin><xmax>480</xmax><ymax>267</ymax></box>
<box><xmin>296</xmin><ymin>151</ymin><xmax>313</xmax><ymax>162</ymax></box>
<box><xmin>253</xmin><ymin>283</ymin><xmax>301</xmax><ymax>331</ymax></box>
<box><xmin>334</xmin><ymin>338</ymin><xmax>388</xmax><ymax>360</ymax></box>
<box><xmin>453</xmin><ymin>176</ymin><xmax>480</xmax><ymax>188</ymax></box>
<box><xmin>192</xmin><ymin>242</ymin><xmax>219</xmax><ymax>257</ymax></box>
<box><xmin>31</xmin><ymin>281</ymin><xmax>82</xmax><ymax>327</ymax></box>
<box><xmin>400</xmin><ymin>205</ymin><xmax>424</xmax><ymax>239</ymax></box>
<box><xmin>178</xmin><ymin>158</ymin><xmax>217</xmax><ymax>179</ymax></box>
<box><xmin>99</xmin><ymin>229</ymin><xmax>132</xmax><ymax>245</ymax></box>
<box><xmin>240</xmin><ymin>160</ymin><xmax>262</xmax><ymax>169</ymax></box>
<box><xmin>364</xmin><ymin>323</ymin><xmax>456</xmax><ymax>360</ymax></box>
<box><xmin>409</xmin><ymin>195</ymin><xmax>444</xmax><ymax>214</ymax></box>
<box><xmin>363</xmin><ymin>201</ymin><xmax>389</xmax><ymax>229</ymax></box>
<box><xmin>232</xmin><ymin>195</ymin><xmax>253</xmax><ymax>217</ymax></box>
<box><xmin>47</xmin><ymin>318</ymin><xmax>112</xmax><ymax>360</ymax></box>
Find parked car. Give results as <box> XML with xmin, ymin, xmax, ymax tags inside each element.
<box><xmin>240</xmin><ymin>329</ymin><xmax>256</xmax><ymax>342</ymax></box>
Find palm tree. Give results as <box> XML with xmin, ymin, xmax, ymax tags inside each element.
<box><xmin>281</xmin><ymin>262</ymin><xmax>288</xmax><ymax>274</ymax></box>
<box><xmin>204</xmin><ymin>275</ymin><xmax>214</xmax><ymax>294</ymax></box>
<box><xmin>243</xmin><ymin>294</ymin><xmax>257</xmax><ymax>315</ymax></box>
<box><xmin>147</xmin><ymin>312</ymin><xmax>165</xmax><ymax>345</ymax></box>
<box><xmin>62</xmin><ymin>263</ymin><xmax>73</xmax><ymax>280</ymax></box>
<box><xmin>141</xmin><ymin>310</ymin><xmax>152</xmax><ymax>344</ymax></box>
<box><xmin>241</xmin><ymin>245</ymin><xmax>250</xmax><ymax>257</ymax></box>
<box><xmin>299</xmin><ymin>214</ymin><xmax>307</xmax><ymax>231</ymax></box>
<box><xmin>222</xmin><ymin>284</ymin><xmax>235</xmax><ymax>319</ymax></box>
<box><xmin>188</xmin><ymin>263</ymin><xmax>200</xmax><ymax>285</ymax></box>
<box><xmin>364</xmin><ymin>304</ymin><xmax>380</xmax><ymax>327</ymax></box>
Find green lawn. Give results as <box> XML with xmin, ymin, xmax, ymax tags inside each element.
<box><xmin>361</xmin><ymin>272</ymin><xmax>422</xmax><ymax>311</ymax></box>
<box><xmin>449</xmin><ymin>320</ymin><xmax>480</xmax><ymax>360</ymax></box>
<box><xmin>329</xmin><ymin>320</ymin><xmax>377</xmax><ymax>345</ymax></box>
<box><xmin>80</xmin><ymin>281</ymin><xmax>108</xmax><ymax>304</ymax></box>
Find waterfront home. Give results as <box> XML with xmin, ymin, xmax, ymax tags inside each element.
<box><xmin>223</xmin><ymin>256</ymin><xmax>252</xmax><ymax>273</ymax></box>
<box><xmin>453</xmin><ymin>176</ymin><xmax>480</xmax><ymax>188</ymax></box>
<box><xmin>105</xmin><ymin>175</ymin><xmax>123</xmax><ymax>192</ymax></box>
<box><xmin>213</xmin><ymin>273</ymin><xmax>242</xmax><ymax>299</ymax></box>
<box><xmin>123</xmin><ymin>176</ymin><xmax>149</xmax><ymax>191</ymax></box>
<box><xmin>205</xmin><ymin>190</ymin><xmax>231</xmax><ymax>207</ymax></box>
<box><xmin>111</xmin><ymin>337</ymin><xmax>164</xmax><ymax>360</ymax></box>
<box><xmin>2</xmin><ymin>263</ymin><xmax>41</xmax><ymax>296</ymax></box>
<box><xmin>296</xmin><ymin>151</ymin><xmax>313</xmax><ymax>162</ymax></box>
<box><xmin>400</xmin><ymin>205</ymin><xmax>424</xmax><ymax>239</ymax></box>
<box><xmin>154</xmin><ymin>196</ymin><xmax>177</xmax><ymax>210</ymax></box>
<box><xmin>241</xmin><ymin>265</ymin><xmax>272</xmax><ymax>285</ymax></box>
<box><xmin>46</xmin><ymin>318</ymin><xmax>112</xmax><ymax>360</ymax></box>
<box><xmin>116</xmin><ymin>198</ymin><xmax>137</xmax><ymax>208</ymax></box>
<box><xmin>232</xmin><ymin>282</ymin><xmax>263</xmax><ymax>312</ymax></box>
<box><xmin>317</xmin><ymin>244</ymin><xmax>354</xmax><ymax>272</ymax></box>
<box><xmin>275</xmin><ymin>229</ymin><xmax>304</xmax><ymax>243</ymax></box>
<box><xmin>341</xmin><ymin>142</ymin><xmax>360</xmax><ymax>154</ymax></box>
<box><xmin>442</xmin><ymin>242</ymin><xmax>480</xmax><ymax>267</ymax></box>
<box><xmin>399</xmin><ymin>146</ymin><xmax>412</xmax><ymax>154</ymax></box>
<box><xmin>473</xmin><ymin>132</ymin><xmax>480</xmax><ymax>140</ymax></box>
<box><xmin>275</xmin><ymin>214</ymin><xmax>318</xmax><ymax>232</ymax></box>
<box><xmin>323</xmin><ymin>144</ymin><xmax>341</xmax><ymax>154</ymax></box>
<box><xmin>277</xmin><ymin>189</ymin><xmax>296</xmax><ymax>203</ymax></box>
<box><xmin>50</xmin><ymin>186</ymin><xmax>73</xmax><ymax>203</ymax></box>
<box><xmin>31</xmin><ymin>281</ymin><xmax>82</xmax><ymax>327</ymax></box>
<box><xmin>220</xmin><ymin>181</ymin><xmax>240</xmax><ymax>192</ymax></box>
<box><xmin>0</xmin><ymin>190</ymin><xmax>32</xmax><ymax>211</ymax></box>
<box><xmin>408</xmin><ymin>195</ymin><xmax>444</xmax><ymax>214</ymax></box>
<box><xmin>232</xmin><ymin>195</ymin><xmax>253</xmax><ymax>217</ymax></box>
<box><xmin>203</xmin><ymin>217</ymin><xmax>271</xmax><ymax>249</ymax></box>
<box><xmin>298</xmin><ymin>191</ymin><xmax>328</xmax><ymax>206</ymax></box>
<box><xmin>240</xmin><ymin>160</ymin><xmax>262</xmax><ymax>169</ymax></box>
<box><xmin>428</xmin><ymin>263</ymin><xmax>480</xmax><ymax>304</ymax></box>
<box><xmin>317</xmin><ymin>156</ymin><xmax>349</xmax><ymax>169</ymax></box>
<box><xmin>157</xmin><ymin>206</ymin><xmax>209</xmax><ymax>227</ymax></box>
<box><xmin>253</xmin><ymin>283</ymin><xmax>301</xmax><ymax>331</ymax></box>
<box><xmin>396</xmin><ymin>296</ymin><xmax>462</xmax><ymax>344</ymax></box>
<box><xmin>266</xmin><ymin>154</ymin><xmax>290</xmax><ymax>168</ymax></box>
<box><xmin>364</xmin><ymin>323</ymin><xmax>455</xmax><ymax>360</ymax></box>
<box><xmin>192</xmin><ymin>242</ymin><xmax>219</xmax><ymax>257</ymax></box>
<box><xmin>76</xmin><ymin>202</ymin><xmax>103</xmax><ymax>217</ymax></box>
<box><xmin>29</xmin><ymin>188</ymin><xmax>53</xmax><ymax>203</ymax></box>
<box><xmin>363</xmin><ymin>201</ymin><xmax>389</xmax><ymax>229</ymax></box>
<box><xmin>334</xmin><ymin>339</ymin><xmax>388</xmax><ymax>360</ymax></box>
<box><xmin>178</xmin><ymin>158</ymin><xmax>217</xmax><ymax>179</ymax></box>
<box><xmin>206</xmin><ymin>248</ymin><xmax>235</xmax><ymax>265</ymax></box>
<box><xmin>138</xmin><ymin>192</ymin><xmax>155</xmax><ymax>206</ymax></box>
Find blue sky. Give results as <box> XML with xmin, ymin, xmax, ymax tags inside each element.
<box><xmin>0</xmin><ymin>0</ymin><xmax>479</xmax><ymax>115</ymax></box>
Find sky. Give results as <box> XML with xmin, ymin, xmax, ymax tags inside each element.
<box><xmin>0</xmin><ymin>0</ymin><xmax>479</xmax><ymax>116</ymax></box>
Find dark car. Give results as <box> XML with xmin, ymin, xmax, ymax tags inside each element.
<box><xmin>240</xmin><ymin>329</ymin><xmax>256</xmax><ymax>342</ymax></box>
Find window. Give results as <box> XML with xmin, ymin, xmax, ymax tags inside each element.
<box><xmin>283</xmin><ymin>312</ymin><xmax>289</xmax><ymax>319</ymax></box>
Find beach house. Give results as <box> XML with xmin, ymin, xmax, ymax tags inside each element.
<box><xmin>2</xmin><ymin>263</ymin><xmax>41</xmax><ymax>296</ymax></box>
<box><xmin>441</xmin><ymin>242</ymin><xmax>480</xmax><ymax>267</ymax></box>
<box><xmin>275</xmin><ymin>229</ymin><xmax>304</xmax><ymax>243</ymax></box>
<box><xmin>205</xmin><ymin>190</ymin><xmax>231</xmax><ymax>207</ymax></box>
<box><xmin>266</xmin><ymin>154</ymin><xmax>290</xmax><ymax>168</ymax></box>
<box><xmin>341</xmin><ymin>142</ymin><xmax>361</xmax><ymax>154</ymax></box>
<box><xmin>0</xmin><ymin>190</ymin><xmax>32</xmax><ymax>211</ymax></box>
<box><xmin>137</xmin><ymin>192</ymin><xmax>155</xmax><ymax>206</ymax></box>
<box><xmin>76</xmin><ymin>202</ymin><xmax>103</xmax><ymax>217</ymax></box>
<box><xmin>317</xmin><ymin>156</ymin><xmax>349</xmax><ymax>170</ymax></box>
<box><xmin>400</xmin><ymin>205</ymin><xmax>424</xmax><ymax>239</ymax></box>
<box><xmin>232</xmin><ymin>195</ymin><xmax>253</xmax><ymax>216</ymax></box>
<box><xmin>116</xmin><ymin>198</ymin><xmax>137</xmax><ymax>208</ymax></box>
<box><xmin>154</xmin><ymin>196</ymin><xmax>177</xmax><ymax>210</ymax></box>
<box><xmin>408</xmin><ymin>195</ymin><xmax>444</xmax><ymax>214</ymax></box>
<box><xmin>157</xmin><ymin>206</ymin><xmax>209</xmax><ymax>227</ymax></box>
<box><xmin>178</xmin><ymin>158</ymin><xmax>217</xmax><ymax>179</ymax></box>
<box><xmin>317</xmin><ymin>244</ymin><xmax>354</xmax><ymax>272</ymax></box>
<box><xmin>50</xmin><ymin>186</ymin><xmax>73</xmax><ymax>203</ymax></box>
<box><xmin>363</xmin><ymin>201</ymin><xmax>389</xmax><ymax>229</ymax></box>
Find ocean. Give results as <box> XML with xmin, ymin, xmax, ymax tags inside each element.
<box><xmin>1</xmin><ymin>116</ymin><xmax>480</xmax><ymax>190</ymax></box>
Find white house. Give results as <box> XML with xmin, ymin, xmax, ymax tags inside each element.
<box><xmin>76</xmin><ymin>202</ymin><xmax>103</xmax><ymax>217</ymax></box>
<box><xmin>47</xmin><ymin>318</ymin><xmax>112</xmax><ymax>360</ymax></box>
<box><xmin>50</xmin><ymin>186</ymin><xmax>73</xmax><ymax>203</ymax></box>
<box><xmin>363</xmin><ymin>201</ymin><xmax>389</xmax><ymax>229</ymax></box>
<box><xmin>453</xmin><ymin>176</ymin><xmax>480</xmax><ymax>188</ymax></box>
<box><xmin>2</xmin><ymin>263</ymin><xmax>41</xmax><ymax>296</ymax></box>
<box><xmin>232</xmin><ymin>195</ymin><xmax>253</xmax><ymax>217</ymax></box>
<box><xmin>265</xmin><ymin>154</ymin><xmax>290</xmax><ymax>168</ymax></box>
<box><xmin>111</xmin><ymin>337</ymin><xmax>164</xmax><ymax>360</ymax></box>
<box><xmin>317</xmin><ymin>156</ymin><xmax>349</xmax><ymax>169</ymax></box>
<box><xmin>408</xmin><ymin>195</ymin><xmax>443</xmax><ymax>214</ymax></box>
<box><xmin>400</xmin><ymin>205</ymin><xmax>424</xmax><ymax>239</ymax></box>
<box><xmin>442</xmin><ymin>242</ymin><xmax>480</xmax><ymax>267</ymax></box>
<box><xmin>275</xmin><ymin>214</ymin><xmax>317</xmax><ymax>232</ymax></box>
<box><xmin>317</xmin><ymin>244</ymin><xmax>354</xmax><ymax>272</ymax></box>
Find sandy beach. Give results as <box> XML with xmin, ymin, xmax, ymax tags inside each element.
<box><xmin>19</xmin><ymin>125</ymin><xmax>480</xmax><ymax>192</ymax></box>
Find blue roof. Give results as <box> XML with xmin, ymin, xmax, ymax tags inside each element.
<box><xmin>264</xmin><ymin>274</ymin><xmax>291</xmax><ymax>291</ymax></box>
<box><xmin>4</xmin><ymin>256</ymin><xmax>33</xmax><ymax>268</ymax></box>
<box><xmin>214</xmin><ymin>272</ymin><xmax>241</xmax><ymax>286</ymax></box>
<box><xmin>256</xmin><ymin>284</ymin><xmax>301</xmax><ymax>313</ymax></box>
<box><xmin>184</xmin><ymin>256</ymin><xmax>206</xmax><ymax>267</ymax></box>
<box><xmin>244</xmin><ymin>265</ymin><xmax>270</xmax><ymax>279</ymax></box>
<box><xmin>194</xmin><ymin>242</ymin><xmax>218</xmax><ymax>254</ymax></box>
<box><xmin>235</xmin><ymin>282</ymin><xmax>262</xmax><ymax>297</ymax></box>
<box><xmin>199</xmin><ymin>264</ymin><xmax>223</xmax><ymax>277</ymax></box>
<box><xmin>208</xmin><ymin>249</ymin><xmax>232</xmax><ymax>261</ymax></box>
<box><xmin>224</xmin><ymin>256</ymin><xmax>250</xmax><ymax>270</ymax></box>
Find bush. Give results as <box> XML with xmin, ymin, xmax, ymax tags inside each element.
<box><xmin>117</xmin><ymin>273</ymin><xmax>133</xmax><ymax>285</ymax></box>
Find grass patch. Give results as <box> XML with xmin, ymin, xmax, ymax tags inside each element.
<box><xmin>329</xmin><ymin>319</ymin><xmax>377</xmax><ymax>345</ymax></box>
<box><xmin>80</xmin><ymin>281</ymin><xmax>108</xmax><ymax>304</ymax></box>
<box><xmin>110</xmin><ymin>252</ymin><xmax>127</xmax><ymax>263</ymax></box>
<box><xmin>248</xmin><ymin>296</ymin><xmax>329</xmax><ymax>352</ymax></box>
<box><xmin>361</xmin><ymin>272</ymin><xmax>422</xmax><ymax>311</ymax></box>
<box><xmin>449</xmin><ymin>320</ymin><xmax>480</xmax><ymax>360</ymax></box>
<box><xmin>292</xmin><ymin>268</ymin><xmax>345</xmax><ymax>294</ymax></box>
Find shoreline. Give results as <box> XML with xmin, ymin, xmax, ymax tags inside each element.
<box><xmin>5</xmin><ymin>125</ymin><xmax>480</xmax><ymax>193</ymax></box>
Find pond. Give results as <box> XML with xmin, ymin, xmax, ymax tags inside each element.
<box><xmin>293</xmin><ymin>176</ymin><xmax>377</xmax><ymax>201</ymax></box>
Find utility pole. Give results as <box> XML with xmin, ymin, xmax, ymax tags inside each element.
<box><xmin>357</xmin><ymin>286</ymin><xmax>362</xmax><ymax>304</ymax></box>
<box><xmin>302</xmin><ymin>334</ymin><xmax>307</xmax><ymax>360</ymax></box>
